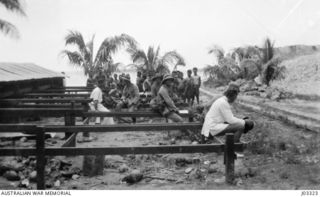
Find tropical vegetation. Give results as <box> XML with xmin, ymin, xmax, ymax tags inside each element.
<box><xmin>0</xmin><ymin>0</ymin><xmax>26</xmax><ymax>38</ymax></box>
<box><xmin>61</xmin><ymin>30</ymin><xmax>137</xmax><ymax>76</ymax></box>
<box><xmin>127</xmin><ymin>45</ymin><xmax>185</xmax><ymax>75</ymax></box>
<box><xmin>204</xmin><ymin>37</ymin><xmax>286</xmax><ymax>87</ymax></box>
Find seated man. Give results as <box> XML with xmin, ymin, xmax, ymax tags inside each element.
<box><xmin>201</xmin><ymin>84</ymin><xmax>254</xmax><ymax>142</ymax></box>
<box><xmin>150</xmin><ymin>74</ymin><xmax>162</xmax><ymax>99</ymax></box>
<box><xmin>116</xmin><ymin>74</ymin><xmax>140</xmax><ymax>122</ymax></box>
<box><xmin>86</xmin><ymin>79</ymin><xmax>114</xmax><ymax>125</ymax></box>
<box><xmin>158</xmin><ymin>74</ymin><xmax>183</xmax><ymax>123</ymax></box>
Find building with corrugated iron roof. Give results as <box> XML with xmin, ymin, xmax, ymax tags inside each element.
<box><xmin>0</xmin><ymin>63</ymin><xmax>64</xmax><ymax>98</ymax></box>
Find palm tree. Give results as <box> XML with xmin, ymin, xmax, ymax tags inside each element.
<box><xmin>0</xmin><ymin>0</ymin><xmax>26</xmax><ymax>38</ymax></box>
<box><xmin>208</xmin><ymin>45</ymin><xmax>225</xmax><ymax>63</ymax></box>
<box><xmin>260</xmin><ymin>37</ymin><xmax>277</xmax><ymax>86</ymax></box>
<box><xmin>127</xmin><ymin>45</ymin><xmax>185</xmax><ymax>75</ymax></box>
<box><xmin>61</xmin><ymin>30</ymin><xmax>137</xmax><ymax>76</ymax></box>
<box><xmin>231</xmin><ymin>46</ymin><xmax>261</xmax><ymax>63</ymax></box>
<box><xmin>207</xmin><ymin>45</ymin><xmax>240</xmax><ymax>82</ymax></box>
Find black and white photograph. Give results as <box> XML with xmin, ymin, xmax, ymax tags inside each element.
<box><xmin>0</xmin><ymin>0</ymin><xmax>319</xmax><ymax>192</ymax></box>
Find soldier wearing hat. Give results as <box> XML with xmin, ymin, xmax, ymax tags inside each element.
<box><xmin>116</xmin><ymin>74</ymin><xmax>140</xmax><ymax>119</ymax></box>
<box><xmin>157</xmin><ymin>74</ymin><xmax>183</xmax><ymax>123</ymax></box>
<box><xmin>150</xmin><ymin>74</ymin><xmax>163</xmax><ymax>98</ymax></box>
<box><xmin>201</xmin><ymin>83</ymin><xmax>254</xmax><ymax>142</ymax></box>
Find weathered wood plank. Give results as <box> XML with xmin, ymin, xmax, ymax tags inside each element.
<box><xmin>0</xmin><ymin>148</ymin><xmax>36</xmax><ymax>156</ymax></box>
<box><xmin>0</xmin><ymin>108</ymin><xmax>193</xmax><ymax>119</ymax></box>
<box><xmin>36</xmin><ymin>132</ymin><xmax>45</xmax><ymax>189</ymax></box>
<box><xmin>0</xmin><ymin>108</ymin><xmax>84</xmax><ymax>117</ymax></box>
<box><xmin>0</xmin><ymin>124</ymin><xmax>39</xmax><ymax>133</ymax></box>
<box><xmin>225</xmin><ymin>133</ymin><xmax>235</xmax><ymax>184</ymax></box>
<box><xmin>63</xmin><ymin>86</ymin><xmax>93</xmax><ymax>90</ymax></box>
<box><xmin>45</xmin><ymin>144</ymin><xmax>228</xmax><ymax>156</ymax></box>
<box><xmin>15</xmin><ymin>103</ymin><xmax>84</xmax><ymax>108</ymax></box>
<box><xmin>25</xmin><ymin>93</ymin><xmax>90</xmax><ymax>98</ymax></box>
<box><xmin>37</xmin><ymin>89</ymin><xmax>91</xmax><ymax>93</ymax></box>
<box><xmin>0</xmin><ymin>98</ymin><xmax>91</xmax><ymax>104</ymax></box>
<box><xmin>83</xmin><ymin>111</ymin><xmax>193</xmax><ymax>118</ymax></box>
<box><xmin>42</xmin><ymin>122</ymin><xmax>203</xmax><ymax>133</ymax></box>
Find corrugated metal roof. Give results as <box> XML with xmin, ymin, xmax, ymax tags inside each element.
<box><xmin>0</xmin><ymin>63</ymin><xmax>64</xmax><ymax>82</ymax></box>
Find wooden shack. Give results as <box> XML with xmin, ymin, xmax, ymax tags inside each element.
<box><xmin>0</xmin><ymin>63</ymin><xmax>64</xmax><ymax>99</ymax></box>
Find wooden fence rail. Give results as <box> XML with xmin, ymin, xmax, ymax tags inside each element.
<box><xmin>25</xmin><ymin>93</ymin><xmax>90</xmax><ymax>98</ymax></box>
<box><xmin>0</xmin><ymin>124</ymin><xmax>242</xmax><ymax>189</ymax></box>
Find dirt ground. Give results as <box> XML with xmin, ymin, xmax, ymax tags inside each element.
<box><xmin>0</xmin><ymin>93</ymin><xmax>320</xmax><ymax>190</ymax></box>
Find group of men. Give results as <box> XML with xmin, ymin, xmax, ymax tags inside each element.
<box><xmin>86</xmin><ymin>69</ymin><xmax>254</xmax><ymax>143</ymax></box>
<box><xmin>135</xmin><ymin>67</ymin><xmax>201</xmax><ymax>106</ymax></box>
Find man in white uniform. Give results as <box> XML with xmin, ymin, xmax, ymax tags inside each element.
<box><xmin>89</xmin><ymin>79</ymin><xmax>114</xmax><ymax>125</ymax></box>
<box><xmin>201</xmin><ymin>84</ymin><xmax>254</xmax><ymax>142</ymax></box>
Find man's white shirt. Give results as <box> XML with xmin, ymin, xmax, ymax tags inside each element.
<box><xmin>90</xmin><ymin>87</ymin><xmax>103</xmax><ymax>103</ymax></box>
<box><xmin>201</xmin><ymin>96</ymin><xmax>245</xmax><ymax>137</ymax></box>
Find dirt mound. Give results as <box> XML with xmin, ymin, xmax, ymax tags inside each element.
<box><xmin>271</xmin><ymin>52</ymin><xmax>320</xmax><ymax>96</ymax></box>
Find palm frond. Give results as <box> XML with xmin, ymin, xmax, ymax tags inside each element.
<box><xmin>84</xmin><ymin>34</ymin><xmax>95</xmax><ymax>66</ymax></box>
<box><xmin>155</xmin><ymin>63</ymin><xmax>170</xmax><ymax>75</ymax></box>
<box><xmin>208</xmin><ymin>45</ymin><xmax>225</xmax><ymax>62</ymax></box>
<box><xmin>119</xmin><ymin>33</ymin><xmax>138</xmax><ymax>49</ymax></box>
<box><xmin>60</xmin><ymin>50</ymin><xmax>84</xmax><ymax>66</ymax></box>
<box><xmin>0</xmin><ymin>19</ymin><xmax>19</xmax><ymax>38</ymax></box>
<box><xmin>147</xmin><ymin>46</ymin><xmax>160</xmax><ymax>71</ymax></box>
<box><xmin>65</xmin><ymin>30</ymin><xmax>87</xmax><ymax>53</ymax></box>
<box><xmin>162</xmin><ymin>50</ymin><xmax>186</xmax><ymax>71</ymax></box>
<box><xmin>261</xmin><ymin>37</ymin><xmax>274</xmax><ymax>64</ymax></box>
<box><xmin>231</xmin><ymin>47</ymin><xmax>245</xmax><ymax>61</ymax></box>
<box><xmin>127</xmin><ymin>47</ymin><xmax>148</xmax><ymax>65</ymax></box>
<box><xmin>0</xmin><ymin>0</ymin><xmax>26</xmax><ymax>16</ymax></box>
<box><xmin>95</xmin><ymin>34</ymin><xmax>137</xmax><ymax>67</ymax></box>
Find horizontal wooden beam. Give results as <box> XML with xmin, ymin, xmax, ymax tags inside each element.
<box><xmin>0</xmin><ymin>108</ymin><xmax>193</xmax><ymax>119</ymax></box>
<box><xmin>45</xmin><ymin>144</ymin><xmax>228</xmax><ymax>156</ymax></box>
<box><xmin>83</xmin><ymin>111</ymin><xmax>193</xmax><ymax>118</ymax></box>
<box><xmin>0</xmin><ymin>124</ymin><xmax>40</xmax><ymax>133</ymax></box>
<box><xmin>25</xmin><ymin>93</ymin><xmax>90</xmax><ymax>98</ymax></box>
<box><xmin>0</xmin><ymin>143</ymin><xmax>244</xmax><ymax>157</ymax></box>
<box><xmin>15</xmin><ymin>103</ymin><xmax>85</xmax><ymax>108</ymax></box>
<box><xmin>37</xmin><ymin>89</ymin><xmax>91</xmax><ymax>93</ymax></box>
<box><xmin>63</xmin><ymin>86</ymin><xmax>93</xmax><ymax>90</ymax></box>
<box><xmin>0</xmin><ymin>98</ymin><xmax>91</xmax><ymax>104</ymax></box>
<box><xmin>0</xmin><ymin>148</ymin><xmax>36</xmax><ymax>156</ymax></box>
<box><xmin>0</xmin><ymin>108</ymin><xmax>84</xmax><ymax>117</ymax></box>
<box><xmin>42</xmin><ymin>122</ymin><xmax>202</xmax><ymax>133</ymax></box>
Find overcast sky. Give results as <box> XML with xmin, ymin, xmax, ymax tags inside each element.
<box><xmin>1</xmin><ymin>0</ymin><xmax>320</xmax><ymax>72</ymax></box>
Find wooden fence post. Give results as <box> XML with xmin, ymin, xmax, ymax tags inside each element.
<box><xmin>36</xmin><ymin>131</ymin><xmax>45</xmax><ymax>190</ymax></box>
<box><xmin>225</xmin><ymin>133</ymin><xmax>235</xmax><ymax>184</ymax></box>
<box><xmin>63</xmin><ymin>101</ymin><xmax>76</xmax><ymax>147</ymax></box>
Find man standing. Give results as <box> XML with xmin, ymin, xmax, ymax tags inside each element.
<box><xmin>113</xmin><ymin>73</ymin><xmax>119</xmax><ymax>86</ymax></box>
<box><xmin>116</xmin><ymin>74</ymin><xmax>140</xmax><ymax>119</ymax></box>
<box><xmin>158</xmin><ymin>74</ymin><xmax>183</xmax><ymax>123</ymax></box>
<box><xmin>88</xmin><ymin>79</ymin><xmax>114</xmax><ymax>125</ymax></box>
<box><xmin>184</xmin><ymin>70</ymin><xmax>195</xmax><ymax>106</ymax></box>
<box><xmin>143</xmin><ymin>73</ymin><xmax>152</xmax><ymax>92</ymax></box>
<box><xmin>192</xmin><ymin>67</ymin><xmax>201</xmax><ymax>105</ymax></box>
<box><xmin>201</xmin><ymin>84</ymin><xmax>254</xmax><ymax>142</ymax></box>
<box><xmin>136</xmin><ymin>71</ymin><xmax>144</xmax><ymax>92</ymax></box>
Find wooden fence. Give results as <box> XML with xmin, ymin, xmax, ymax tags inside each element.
<box><xmin>0</xmin><ymin>123</ymin><xmax>242</xmax><ymax>190</ymax></box>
